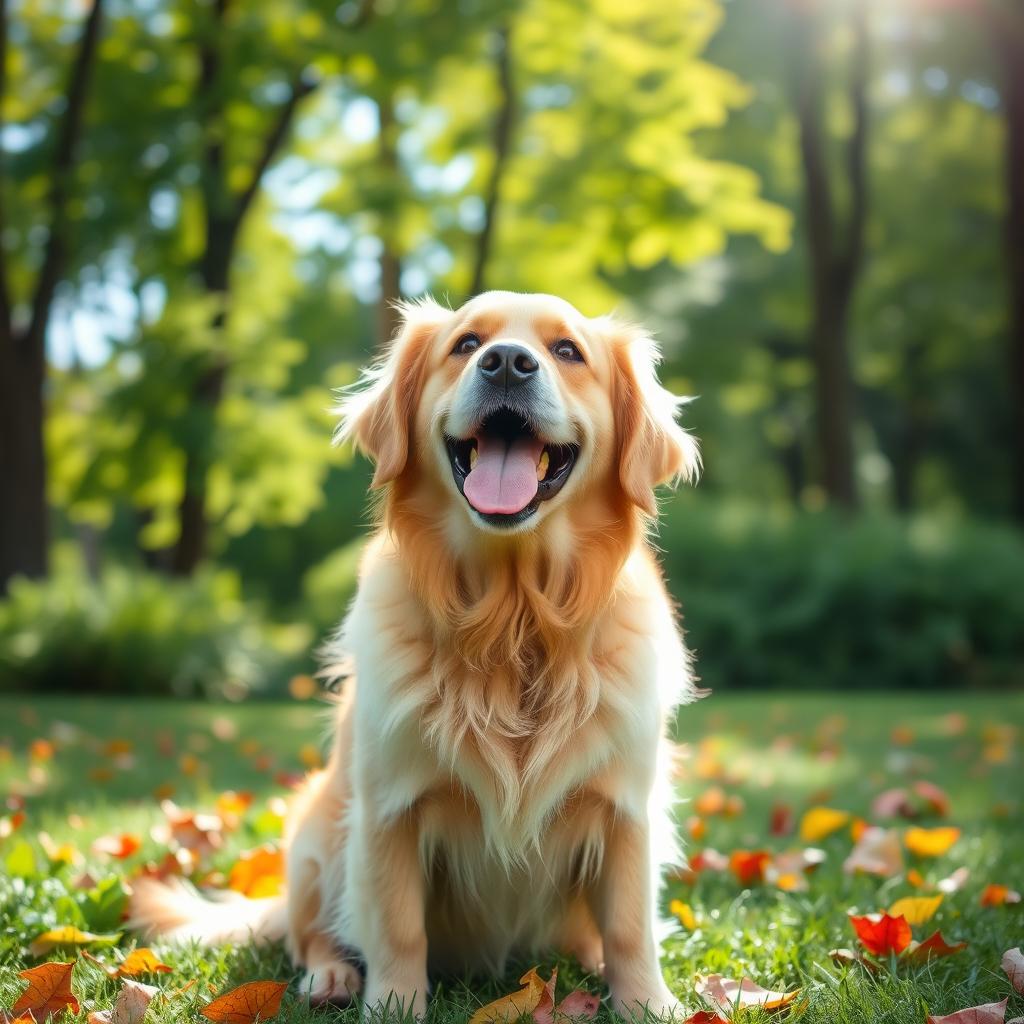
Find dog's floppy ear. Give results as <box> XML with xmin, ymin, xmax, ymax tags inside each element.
<box><xmin>608</xmin><ymin>319</ymin><xmax>700</xmax><ymax>516</ymax></box>
<box><xmin>335</xmin><ymin>297</ymin><xmax>450</xmax><ymax>488</ymax></box>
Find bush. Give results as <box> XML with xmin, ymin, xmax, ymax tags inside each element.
<box><xmin>658</xmin><ymin>501</ymin><xmax>1024</xmax><ymax>691</ymax></box>
<box><xmin>0</xmin><ymin>547</ymin><xmax>310</xmax><ymax>698</ymax></box>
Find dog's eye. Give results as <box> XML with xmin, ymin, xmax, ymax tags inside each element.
<box><xmin>552</xmin><ymin>339</ymin><xmax>584</xmax><ymax>363</ymax></box>
<box><xmin>453</xmin><ymin>333</ymin><xmax>482</xmax><ymax>356</ymax></box>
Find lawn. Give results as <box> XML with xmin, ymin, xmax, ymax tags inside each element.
<box><xmin>0</xmin><ymin>692</ymin><xmax>1022</xmax><ymax>1024</ymax></box>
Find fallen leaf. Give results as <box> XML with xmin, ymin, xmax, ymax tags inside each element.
<box><xmin>981</xmin><ymin>884</ymin><xmax>1022</xmax><ymax>907</ymax></box>
<box><xmin>87</xmin><ymin>981</ymin><xmax>159</xmax><ymax>1024</ymax></box>
<box><xmin>669</xmin><ymin>900</ymin><xmax>697</xmax><ymax>930</ymax></box>
<box><xmin>799</xmin><ymin>807</ymin><xmax>850</xmax><ymax>842</ymax></box>
<box><xmin>11</xmin><ymin>963</ymin><xmax>81</xmax><ymax>1019</ymax></box>
<box><xmin>848</xmin><ymin>913</ymin><xmax>912</xmax><ymax>957</ymax></box>
<box><xmin>913</xmin><ymin>781</ymin><xmax>950</xmax><ymax>817</ymax></box>
<box><xmin>681</xmin><ymin>1014</ymin><xmax>728</xmax><ymax>1024</ymax></box>
<box><xmin>888</xmin><ymin>894</ymin><xmax>943</xmax><ymax>925</ymax></box>
<box><xmin>770</xmin><ymin>804</ymin><xmax>793</xmax><ymax>836</ymax></box>
<box><xmin>903</xmin><ymin>931</ymin><xmax>968</xmax><ymax>963</ymax></box>
<box><xmin>729</xmin><ymin>850</ymin><xmax>771</xmax><ymax>886</ymax></box>
<box><xmin>905</xmin><ymin>826</ymin><xmax>961</xmax><ymax>858</ymax></box>
<box><xmin>91</xmin><ymin>835</ymin><xmax>141</xmax><ymax>860</ymax></box>
<box><xmin>938</xmin><ymin>867</ymin><xmax>970</xmax><ymax>894</ymax></box>
<box><xmin>200</xmin><ymin>982</ymin><xmax>288</xmax><ymax>1024</ymax></box>
<box><xmin>28</xmin><ymin>928</ymin><xmax>120</xmax><ymax>957</ymax></box>
<box><xmin>1003</xmin><ymin>948</ymin><xmax>1024</xmax><ymax>995</ymax></box>
<box><xmin>844</xmin><ymin>827</ymin><xmax>903</xmax><ymax>877</ymax></box>
<box><xmin>552</xmin><ymin>990</ymin><xmax>599</xmax><ymax>1021</ymax></box>
<box><xmin>828</xmin><ymin>948</ymin><xmax>879</xmax><ymax>974</ymax></box>
<box><xmin>694</xmin><ymin>975</ymin><xmax>799</xmax><ymax>1015</ymax></box>
<box><xmin>227</xmin><ymin>846</ymin><xmax>284</xmax><ymax>899</ymax></box>
<box><xmin>927</xmin><ymin>998</ymin><xmax>1008</xmax><ymax>1024</ymax></box>
<box><xmin>82</xmin><ymin>950</ymin><xmax>172</xmax><ymax>979</ymax></box>
<box><xmin>470</xmin><ymin>968</ymin><xmax>547</xmax><ymax>1024</ymax></box>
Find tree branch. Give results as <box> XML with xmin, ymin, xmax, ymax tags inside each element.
<box><xmin>231</xmin><ymin>71</ymin><xmax>319</xmax><ymax>230</ymax></box>
<box><xmin>470</xmin><ymin>25</ymin><xmax>515</xmax><ymax>297</ymax></box>
<box><xmin>23</xmin><ymin>0</ymin><xmax>105</xmax><ymax>354</ymax></box>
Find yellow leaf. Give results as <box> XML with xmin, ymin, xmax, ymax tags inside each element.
<box><xmin>905</xmin><ymin>827</ymin><xmax>961</xmax><ymax>858</ymax></box>
<box><xmin>669</xmin><ymin>899</ymin><xmax>697</xmax><ymax>930</ymax></box>
<box><xmin>469</xmin><ymin>967</ymin><xmax>547</xmax><ymax>1024</ymax></box>
<box><xmin>799</xmin><ymin>807</ymin><xmax>850</xmax><ymax>842</ymax></box>
<box><xmin>889</xmin><ymin>894</ymin><xmax>944</xmax><ymax>925</ymax></box>
<box><xmin>29</xmin><ymin>926</ymin><xmax>121</xmax><ymax>956</ymax></box>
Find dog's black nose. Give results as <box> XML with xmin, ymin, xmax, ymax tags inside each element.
<box><xmin>478</xmin><ymin>343</ymin><xmax>539</xmax><ymax>389</ymax></box>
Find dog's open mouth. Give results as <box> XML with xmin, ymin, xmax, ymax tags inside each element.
<box><xmin>445</xmin><ymin>407</ymin><xmax>579</xmax><ymax>527</ymax></box>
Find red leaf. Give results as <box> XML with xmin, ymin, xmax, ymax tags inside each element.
<box><xmin>903</xmin><ymin>931</ymin><xmax>968</xmax><ymax>963</ymax></box>
<box><xmin>769</xmin><ymin>804</ymin><xmax>794</xmax><ymax>836</ymax></box>
<box><xmin>200</xmin><ymin>982</ymin><xmax>288</xmax><ymax>1024</ymax></box>
<box><xmin>848</xmin><ymin>913</ymin><xmax>912</xmax><ymax>957</ymax></box>
<box><xmin>927</xmin><ymin>998</ymin><xmax>1008</xmax><ymax>1024</ymax></box>
<box><xmin>729</xmin><ymin>849</ymin><xmax>771</xmax><ymax>886</ymax></box>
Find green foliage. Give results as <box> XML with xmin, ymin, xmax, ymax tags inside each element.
<box><xmin>661</xmin><ymin>500</ymin><xmax>1024</xmax><ymax>691</ymax></box>
<box><xmin>0</xmin><ymin>547</ymin><xmax>309</xmax><ymax>698</ymax></box>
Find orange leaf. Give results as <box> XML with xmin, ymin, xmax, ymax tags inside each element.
<box><xmin>470</xmin><ymin>968</ymin><xmax>547</xmax><ymax>1024</ymax></box>
<box><xmin>927</xmin><ymin>998</ymin><xmax>1008</xmax><ymax>1024</ymax></box>
<box><xmin>729</xmin><ymin>850</ymin><xmax>771</xmax><ymax>886</ymax></box>
<box><xmin>11</xmin><ymin>963</ymin><xmax>81</xmax><ymax>1020</ymax></box>
<box><xmin>91</xmin><ymin>834</ymin><xmax>141</xmax><ymax>860</ymax></box>
<box><xmin>848</xmin><ymin>913</ymin><xmax>912</xmax><ymax>957</ymax></box>
<box><xmin>903</xmin><ymin>931</ymin><xmax>968</xmax><ymax>964</ymax></box>
<box><xmin>981</xmin><ymin>884</ymin><xmax>1022</xmax><ymax>907</ymax></box>
<box><xmin>1003</xmin><ymin>948</ymin><xmax>1024</xmax><ymax>996</ymax></box>
<box><xmin>227</xmin><ymin>846</ymin><xmax>284</xmax><ymax>899</ymax></box>
<box><xmin>905</xmin><ymin>827</ymin><xmax>960</xmax><ymax>858</ymax></box>
<box><xmin>200</xmin><ymin>982</ymin><xmax>288</xmax><ymax>1024</ymax></box>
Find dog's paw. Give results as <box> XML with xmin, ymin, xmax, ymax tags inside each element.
<box><xmin>301</xmin><ymin>959</ymin><xmax>363</xmax><ymax>1006</ymax></box>
<box><xmin>614</xmin><ymin>987</ymin><xmax>686</xmax><ymax>1022</ymax></box>
<box><xmin>360</xmin><ymin>980</ymin><xmax>428</xmax><ymax>1022</ymax></box>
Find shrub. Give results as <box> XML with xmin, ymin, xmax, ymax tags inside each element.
<box><xmin>0</xmin><ymin>546</ymin><xmax>309</xmax><ymax>698</ymax></box>
<box><xmin>658</xmin><ymin>501</ymin><xmax>1024</xmax><ymax>691</ymax></box>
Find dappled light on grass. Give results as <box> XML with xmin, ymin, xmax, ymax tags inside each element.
<box><xmin>0</xmin><ymin>693</ymin><xmax>1020</xmax><ymax>1023</ymax></box>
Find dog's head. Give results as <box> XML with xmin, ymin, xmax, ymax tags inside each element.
<box><xmin>338</xmin><ymin>291</ymin><xmax>699</xmax><ymax>535</ymax></box>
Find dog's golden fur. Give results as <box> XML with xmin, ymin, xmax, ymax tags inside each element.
<box><xmin>130</xmin><ymin>291</ymin><xmax>699</xmax><ymax>1019</ymax></box>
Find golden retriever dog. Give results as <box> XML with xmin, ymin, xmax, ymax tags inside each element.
<box><xmin>130</xmin><ymin>291</ymin><xmax>700</xmax><ymax>1020</ymax></box>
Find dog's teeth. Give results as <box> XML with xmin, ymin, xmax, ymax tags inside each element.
<box><xmin>537</xmin><ymin>450</ymin><xmax>549</xmax><ymax>481</ymax></box>
<box><xmin>469</xmin><ymin>446</ymin><xmax>478</xmax><ymax>470</ymax></box>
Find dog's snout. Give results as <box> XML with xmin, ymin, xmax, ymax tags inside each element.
<box><xmin>478</xmin><ymin>343</ymin><xmax>539</xmax><ymax>389</ymax></box>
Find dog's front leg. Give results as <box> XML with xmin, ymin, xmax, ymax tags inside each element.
<box><xmin>352</xmin><ymin>809</ymin><xmax>429</xmax><ymax>1020</ymax></box>
<box><xmin>593</xmin><ymin>813</ymin><xmax>682</xmax><ymax>1021</ymax></box>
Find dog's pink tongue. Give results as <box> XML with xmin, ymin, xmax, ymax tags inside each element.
<box><xmin>464</xmin><ymin>434</ymin><xmax>544</xmax><ymax>515</ymax></box>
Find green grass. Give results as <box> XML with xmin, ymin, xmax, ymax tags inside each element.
<box><xmin>1</xmin><ymin>693</ymin><xmax>1022</xmax><ymax>1023</ymax></box>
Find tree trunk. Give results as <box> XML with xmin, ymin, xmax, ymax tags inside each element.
<box><xmin>0</xmin><ymin>332</ymin><xmax>47</xmax><ymax>587</ymax></box>
<box><xmin>167</xmin><ymin>0</ymin><xmax>316</xmax><ymax>575</ymax></box>
<box><xmin>0</xmin><ymin>0</ymin><xmax>105</xmax><ymax>592</ymax></box>
<box><xmin>791</xmin><ymin>2</ymin><xmax>868</xmax><ymax>510</ymax></box>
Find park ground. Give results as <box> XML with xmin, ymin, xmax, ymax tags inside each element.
<box><xmin>0</xmin><ymin>692</ymin><xmax>1022</xmax><ymax>1023</ymax></box>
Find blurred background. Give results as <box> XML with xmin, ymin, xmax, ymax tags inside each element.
<box><xmin>1</xmin><ymin>0</ymin><xmax>1022</xmax><ymax>700</ymax></box>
